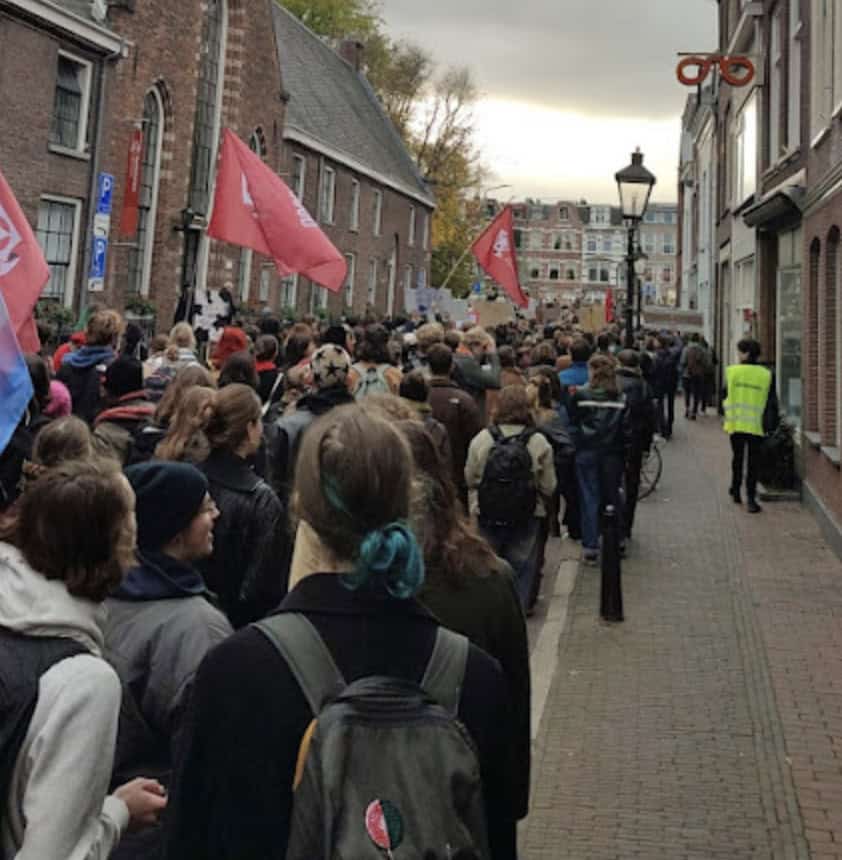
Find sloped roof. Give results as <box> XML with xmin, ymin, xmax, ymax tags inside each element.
<box><xmin>271</xmin><ymin>3</ymin><xmax>434</xmax><ymax>208</ymax></box>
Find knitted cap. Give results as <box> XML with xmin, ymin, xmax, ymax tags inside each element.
<box><xmin>311</xmin><ymin>344</ymin><xmax>351</xmax><ymax>389</ymax></box>
<box><xmin>125</xmin><ymin>462</ymin><xmax>209</xmax><ymax>550</ymax></box>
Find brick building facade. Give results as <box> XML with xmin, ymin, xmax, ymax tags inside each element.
<box><xmin>271</xmin><ymin>5</ymin><xmax>434</xmax><ymax>320</ymax></box>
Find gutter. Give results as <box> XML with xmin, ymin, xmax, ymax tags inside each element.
<box><xmin>0</xmin><ymin>0</ymin><xmax>123</xmax><ymax>51</ymax></box>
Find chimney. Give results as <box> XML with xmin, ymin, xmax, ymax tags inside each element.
<box><xmin>339</xmin><ymin>39</ymin><xmax>364</xmax><ymax>72</ymax></box>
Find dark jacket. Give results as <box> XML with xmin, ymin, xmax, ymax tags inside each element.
<box><xmin>428</xmin><ymin>377</ymin><xmax>483</xmax><ymax>497</ymax></box>
<box><xmin>420</xmin><ymin>560</ymin><xmax>530</xmax><ymax>821</ymax></box>
<box><xmin>651</xmin><ymin>346</ymin><xmax>681</xmax><ymax>396</ymax></box>
<box><xmin>616</xmin><ymin>367</ymin><xmax>656</xmax><ymax>454</ymax></box>
<box><xmin>453</xmin><ymin>351</ymin><xmax>501</xmax><ymax>418</ymax></box>
<box><xmin>568</xmin><ymin>385</ymin><xmax>630</xmax><ymax>455</ymax></box>
<box><xmin>93</xmin><ymin>391</ymin><xmax>155</xmax><ymax>465</ymax></box>
<box><xmin>197</xmin><ymin>449</ymin><xmax>287</xmax><ymax>628</ymax></box>
<box><xmin>267</xmin><ymin>385</ymin><xmax>355</xmax><ymax>502</ymax></box>
<box><xmin>162</xmin><ymin>574</ymin><xmax>516</xmax><ymax>860</ymax></box>
<box><xmin>57</xmin><ymin>345</ymin><xmax>115</xmax><ymax>424</ymax></box>
<box><xmin>558</xmin><ymin>361</ymin><xmax>589</xmax><ymax>425</ymax></box>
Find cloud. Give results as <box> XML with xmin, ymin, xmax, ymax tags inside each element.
<box><xmin>381</xmin><ymin>0</ymin><xmax>718</xmax><ymax>119</ymax></box>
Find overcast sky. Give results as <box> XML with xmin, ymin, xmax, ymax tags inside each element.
<box><xmin>381</xmin><ymin>0</ymin><xmax>718</xmax><ymax>204</ymax></box>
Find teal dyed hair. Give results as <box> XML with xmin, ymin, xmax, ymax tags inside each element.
<box><xmin>322</xmin><ymin>474</ymin><xmax>425</xmax><ymax>599</ymax></box>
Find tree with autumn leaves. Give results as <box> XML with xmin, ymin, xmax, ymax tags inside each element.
<box><xmin>280</xmin><ymin>0</ymin><xmax>487</xmax><ymax>297</ymax></box>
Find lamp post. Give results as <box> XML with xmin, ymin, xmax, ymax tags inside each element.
<box><xmin>615</xmin><ymin>149</ymin><xmax>656</xmax><ymax>348</ymax></box>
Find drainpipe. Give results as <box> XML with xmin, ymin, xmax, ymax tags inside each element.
<box><xmin>78</xmin><ymin>37</ymin><xmax>126</xmax><ymax>317</ymax></box>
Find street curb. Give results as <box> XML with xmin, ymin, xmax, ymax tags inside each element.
<box><xmin>530</xmin><ymin>559</ymin><xmax>580</xmax><ymax>742</ymax></box>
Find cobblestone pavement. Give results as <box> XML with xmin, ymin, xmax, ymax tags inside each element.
<box><xmin>522</xmin><ymin>412</ymin><xmax>842</xmax><ymax>860</ymax></box>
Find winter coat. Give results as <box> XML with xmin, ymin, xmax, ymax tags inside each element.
<box><xmin>616</xmin><ymin>367</ymin><xmax>656</xmax><ymax>454</ymax></box>
<box><xmin>453</xmin><ymin>351</ymin><xmax>501</xmax><ymax>419</ymax></box>
<box><xmin>93</xmin><ymin>391</ymin><xmax>155</xmax><ymax>465</ymax></box>
<box><xmin>267</xmin><ymin>385</ymin><xmax>355</xmax><ymax>502</ymax></box>
<box><xmin>419</xmin><ymin>560</ymin><xmax>530</xmax><ymax>820</ymax></box>
<box><xmin>197</xmin><ymin>448</ymin><xmax>288</xmax><ymax>628</ymax></box>
<box><xmin>536</xmin><ymin>413</ymin><xmax>576</xmax><ymax>483</ymax></box>
<box><xmin>651</xmin><ymin>346</ymin><xmax>681</xmax><ymax>396</ymax></box>
<box><xmin>105</xmin><ymin>550</ymin><xmax>232</xmax><ymax>781</ymax></box>
<box><xmin>256</xmin><ymin>362</ymin><xmax>281</xmax><ymax>404</ymax></box>
<box><xmin>57</xmin><ymin>345</ymin><xmax>116</xmax><ymax>424</ymax></box>
<box><xmin>558</xmin><ymin>361</ymin><xmax>590</xmax><ymax>425</ymax></box>
<box><xmin>465</xmin><ymin>424</ymin><xmax>557</xmax><ymax>518</ymax></box>
<box><xmin>428</xmin><ymin>377</ymin><xmax>483</xmax><ymax>499</ymax></box>
<box><xmin>568</xmin><ymin>385</ymin><xmax>630</xmax><ymax>456</ymax></box>
<box><xmin>0</xmin><ymin>542</ymin><xmax>129</xmax><ymax>859</ymax></box>
<box><xmin>161</xmin><ymin>573</ymin><xmax>517</xmax><ymax>860</ymax></box>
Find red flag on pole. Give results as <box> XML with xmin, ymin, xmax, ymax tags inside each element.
<box><xmin>119</xmin><ymin>127</ymin><xmax>144</xmax><ymax>238</ymax></box>
<box><xmin>471</xmin><ymin>205</ymin><xmax>527</xmax><ymax>309</ymax></box>
<box><xmin>0</xmin><ymin>167</ymin><xmax>49</xmax><ymax>353</ymax></box>
<box><xmin>208</xmin><ymin>129</ymin><xmax>346</xmax><ymax>292</ymax></box>
<box><xmin>605</xmin><ymin>287</ymin><xmax>614</xmax><ymax>322</ymax></box>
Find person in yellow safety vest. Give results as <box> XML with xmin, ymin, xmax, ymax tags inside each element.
<box><xmin>723</xmin><ymin>338</ymin><xmax>772</xmax><ymax>514</ymax></box>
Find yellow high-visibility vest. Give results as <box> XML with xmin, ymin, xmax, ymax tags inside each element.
<box><xmin>723</xmin><ymin>363</ymin><xmax>772</xmax><ymax>436</ymax></box>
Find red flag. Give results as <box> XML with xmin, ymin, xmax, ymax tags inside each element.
<box><xmin>119</xmin><ymin>127</ymin><xmax>144</xmax><ymax>238</ymax></box>
<box><xmin>0</xmin><ymin>168</ymin><xmax>49</xmax><ymax>353</ymax></box>
<box><xmin>208</xmin><ymin>129</ymin><xmax>346</xmax><ymax>291</ymax></box>
<box><xmin>471</xmin><ymin>205</ymin><xmax>527</xmax><ymax>309</ymax></box>
<box><xmin>605</xmin><ymin>287</ymin><xmax>614</xmax><ymax>322</ymax></box>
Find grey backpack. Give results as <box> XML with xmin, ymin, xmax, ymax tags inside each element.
<box><xmin>254</xmin><ymin>612</ymin><xmax>491</xmax><ymax>860</ymax></box>
<box><xmin>352</xmin><ymin>363</ymin><xmax>392</xmax><ymax>400</ymax></box>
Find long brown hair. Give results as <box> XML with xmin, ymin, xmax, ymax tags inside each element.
<box><xmin>155</xmin><ymin>387</ymin><xmax>215</xmax><ymax>463</ymax></box>
<box><xmin>155</xmin><ymin>364</ymin><xmax>216</xmax><ymax>426</ymax></box>
<box><xmin>398</xmin><ymin>420</ymin><xmax>499</xmax><ymax>585</ymax></box>
<box><xmin>205</xmin><ymin>384</ymin><xmax>261</xmax><ymax>452</ymax></box>
<box><xmin>588</xmin><ymin>354</ymin><xmax>619</xmax><ymax>393</ymax></box>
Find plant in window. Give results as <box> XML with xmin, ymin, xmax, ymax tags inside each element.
<box><xmin>124</xmin><ymin>296</ymin><xmax>157</xmax><ymax>318</ymax></box>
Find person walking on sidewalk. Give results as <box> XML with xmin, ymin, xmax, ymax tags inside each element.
<box><xmin>680</xmin><ymin>334</ymin><xmax>708</xmax><ymax>421</ymax></box>
<box><xmin>724</xmin><ymin>339</ymin><xmax>772</xmax><ymax>514</ymax></box>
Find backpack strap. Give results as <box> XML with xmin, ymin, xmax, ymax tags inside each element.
<box><xmin>420</xmin><ymin>627</ymin><xmax>470</xmax><ymax>716</ymax></box>
<box><xmin>253</xmin><ymin>613</ymin><xmax>346</xmax><ymax>715</ymax></box>
<box><xmin>488</xmin><ymin>425</ymin><xmax>503</xmax><ymax>443</ymax></box>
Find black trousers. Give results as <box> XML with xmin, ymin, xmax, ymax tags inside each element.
<box><xmin>624</xmin><ymin>446</ymin><xmax>643</xmax><ymax>538</ymax></box>
<box><xmin>731</xmin><ymin>433</ymin><xmax>761</xmax><ymax>499</ymax></box>
<box><xmin>560</xmin><ymin>457</ymin><xmax>581</xmax><ymax>539</ymax></box>
<box><xmin>683</xmin><ymin>376</ymin><xmax>703</xmax><ymax>417</ymax></box>
<box><xmin>658</xmin><ymin>391</ymin><xmax>676</xmax><ymax>437</ymax></box>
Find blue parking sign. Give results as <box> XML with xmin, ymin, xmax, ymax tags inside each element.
<box><xmin>90</xmin><ymin>236</ymin><xmax>108</xmax><ymax>279</ymax></box>
<box><xmin>96</xmin><ymin>173</ymin><xmax>114</xmax><ymax>215</ymax></box>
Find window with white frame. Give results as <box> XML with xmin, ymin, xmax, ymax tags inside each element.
<box><xmin>281</xmin><ymin>273</ymin><xmax>298</xmax><ymax>310</ymax></box>
<box><xmin>529</xmin><ymin>265</ymin><xmax>541</xmax><ymax>279</ymax></box>
<box><xmin>50</xmin><ymin>53</ymin><xmax>91</xmax><ymax>152</ymax></box>
<box><xmin>127</xmin><ymin>88</ymin><xmax>164</xmax><ymax>296</ymax></box>
<box><xmin>310</xmin><ymin>285</ymin><xmax>328</xmax><ymax>312</ymax></box>
<box><xmin>422</xmin><ymin>213</ymin><xmax>430</xmax><ymax>250</ymax></box>
<box><xmin>320</xmin><ymin>166</ymin><xmax>336</xmax><ymax>224</ymax></box>
<box><xmin>810</xmin><ymin>0</ymin><xmax>837</xmax><ymax>139</ymax></box>
<box><xmin>663</xmin><ymin>233</ymin><xmax>675</xmax><ymax>254</ymax></box>
<box><xmin>549</xmin><ymin>265</ymin><xmax>560</xmax><ymax>281</ymax></box>
<box><xmin>662</xmin><ymin>266</ymin><xmax>673</xmax><ymax>283</ymax></box>
<box><xmin>600</xmin><ymin>268</ymin><xmax>610</xmax><ymax>283</ymax></box>
<box><xmin>769</xmin><ymin>6</ymin><xmax>783</xmax><ymax>161</ymax></box>
<box><xmin>291</xmin><ymin>154</ymin><xmax>306</xmax><ymax>200</ymax></box>
<box><xmin>350</xmin><ymin>180</ymin><xmax>360</xmax><ymax>231</ymax></box>
<box><xmin>564</xmin><ymin>233</ymin><xmax>574</xmax><ymax>250</ymax></box>
<box><xmin>643</xmin><ymin>232</ymin><xmax>656</xmax><ymax>253</ymax></box>
<box><xmin>602</xmin><ymin>237</ymin><xmax>612</xmax><ymax>252</ymax></box>
<box><xmin>788</xmin><ymin>0</ymin><xmax>802</xmax><ymax>148</ymax></box>
<box><xmin>36</xmin><ymin>198</ymin><xmax>80</xmax><ymax>303</ymax></box>
<box><xmin>372</xmin><ymin>189</ymin><xmax>383</xmax><ymax>236</ymax></box>
<box><xmin>565</xmin><ymin>267</ymin><xmax>576</xmax><ymax>281</ymax></box>
<box><xmin>408</xmin><ymin>206</ymin><xmax>416</xmax><ymax>246</ymax></box>
<box><xmin>588</xmin><ymin>267</ymin><xmax>598</xmax><ymax>282</ymax></box>
<box><xmin>367</xmin><ymin>257</ymin><xmax>378</xmax><ymax>305</ymax></box>
<box><xmin>734</xmin><ymin>93</ymin><xmax>757</xmax><ymax>203</ymax></box>
<box><xmin>344</xmin><ymin>253</ymin><xmax>356</xmax><ymax>307</ymax></box>
<box><xmin>404</xmin><ymin>264</ymin><xmax>413</xmax><ymax>293</ymax></box>
<box><xmin>587</xmin><ymin>237</ymin><xmax>597</xmax><ymax>252</ymax></box>
<box><xmin>559</xmin><ymin>206</ymin><xmax>569</xmax><ymax>220</ymax></box>
<box><xmin>259</xmin><ymin>267</ymin><xmax>271</xmax><ymax>302</ymax></box>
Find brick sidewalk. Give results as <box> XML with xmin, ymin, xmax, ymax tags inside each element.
<box><xmin>522</xmin><ymin>413</ymin><xmax>842</xmax><ymax>860</ymax></box>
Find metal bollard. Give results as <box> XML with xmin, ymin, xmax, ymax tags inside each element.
<box><xmin>600</xmin><ymin>505</ymin><xmax>624</xmax><ymax>623</ymax></box>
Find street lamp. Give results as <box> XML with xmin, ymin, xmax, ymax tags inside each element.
<box><xmin>615</xmin><ymin>148</ymin><xmax>656</xmax><ymax>347</ymax></box>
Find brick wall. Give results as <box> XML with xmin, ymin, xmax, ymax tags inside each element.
<box><xmin>283</xmin><ymin>143</ymin><xmax>432</xmax><ymax>319</ymax></box>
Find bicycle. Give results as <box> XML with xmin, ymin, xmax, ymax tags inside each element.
<box><xmin>638</xmin><ymin>436</ymin><xmax>664</xmax><ymax>501</ymax></box>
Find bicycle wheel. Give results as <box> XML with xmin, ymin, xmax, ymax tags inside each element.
<box><xmin>638</xmin><ymin>446</ymin><xmax>663</xmax><ymax>501</ymax></box>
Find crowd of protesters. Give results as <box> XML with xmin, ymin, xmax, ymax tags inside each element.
<box><xmin>0</xmin><ymin>301</ymin><xmax>765</xmax><ymax>860</ymax></box>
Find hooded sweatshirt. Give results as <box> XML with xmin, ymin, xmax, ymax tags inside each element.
<box><xmin>57</xmin><ymin>346</ymin><xmax>116</xmax><ymax>425</ymax></box>
<box><xmin>0</xmin><ymin>542</ymin><xmax>129</xmax><ymax>860</ymax></box>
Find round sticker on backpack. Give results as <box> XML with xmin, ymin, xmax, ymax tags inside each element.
<box><xmin>365</xmin><ymin>799</ymin><xmax>404</xmax><ymax>858</ymax></box>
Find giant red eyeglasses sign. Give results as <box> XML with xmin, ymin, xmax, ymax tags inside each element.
<box><xmin>676</xmin><ymin>55</ymin><xmax>755</xmax><ymax>88</ymax></box>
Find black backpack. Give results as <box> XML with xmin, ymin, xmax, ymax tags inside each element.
<box><xmin>0</xmin><ymin>629</ymin><xmax>85</xmax><ymax>860</ymax></box>
<box><xmin>478</xmin><ymin>426</ymin><xmax>537</xmax><ymax>527</ymax></box>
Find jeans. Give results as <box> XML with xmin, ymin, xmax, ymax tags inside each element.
<box><xmin>683</xmin><ymin>376</ymin><xmax>703</xmax><ymax>417</ymax></box>
<box><xmin>731</xmin><ymin>433</ymin><xmax>762</xmax><ymax>499</ymax></box>
<box><xmin>657</xmin><ymin>391</ymin><xmax>676</xmax><ymax>437</ymax></box>
<box><xmin>560</xmin><ymin>457</ymin><xmax>581</xmax><ymax>539</ymax></box>
<box><xmin>480</xmin><ymin>518</ymin><xmax>541</xmax><ymax>609</ymax></box>
<box><xmin>575</xmin><ymin>449</ymin><xmax>625</xmax><ymax>552</ymax></box>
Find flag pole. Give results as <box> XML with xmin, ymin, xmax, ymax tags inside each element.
<box><xmin>438</xmin><ymin>198</ymin><xmax>515</xmax><ymax>293</ymax></box>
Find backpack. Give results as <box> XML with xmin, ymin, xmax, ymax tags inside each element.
<box><xmin>353</xmin><ymin>363</ymin><xmax>391</xmax><ymax>400</ymax></box>
<box><xmin>477</xmin><ymin>426</ymin><xmax>537</xmax><ymax>527</ymax></box>
<box><xmin>0</xmin><ymin>630</ymin><xmax>85</xmax><ymax>860</ymax></box>
<box><xmin>686</xmin><ymin>344</ymin><xmax>706</xmax><ymax>378</ymax></box>
<box><xmin>254</xmin><ymin>613</ymin><xmax>490</xmax><ymax>860</ymax></box>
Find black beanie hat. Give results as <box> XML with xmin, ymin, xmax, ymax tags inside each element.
<box><xmin>105</xmin><ymin>356</ymin><xmax>143</xmax><ymax>397</ymax></box>
<box><xmin>125</xmin><ymin>462</ymin><xmax>209</xmax><ymax>550</ymax></box>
